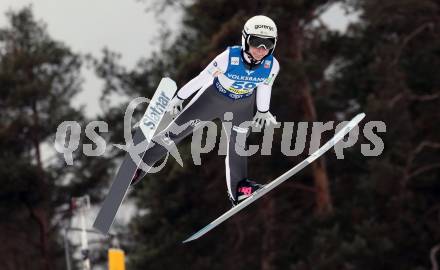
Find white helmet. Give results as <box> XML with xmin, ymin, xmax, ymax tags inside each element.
<box><xmin>242</xmin><ymin>15</ymin><xmax>278</xmax><ymax>56</ymax></box>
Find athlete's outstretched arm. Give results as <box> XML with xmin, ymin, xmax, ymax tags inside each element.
<box><xmin>255</xmin><ymin>58</ymin><xmax>280</xmax><ymax>113</ymax></box>
<box><xmin>175</xmin><ymin>49</ymin><xmax>229</xmax><ymax>99</ymax></box>
<box><xmin>252</xmin><ymin>58</ymin><xmax>280</xmax><ymax>128</ymax></box>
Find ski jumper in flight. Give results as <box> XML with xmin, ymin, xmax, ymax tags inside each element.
<box><xmin>133</xmin><ymin>15</ymin><xmax>280</xmax><ymax>206</ymax></box>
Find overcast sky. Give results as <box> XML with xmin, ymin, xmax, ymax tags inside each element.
<box><xmin>0</xmin><ymin>0</ymin><xmax>182</xmax><ymax>116</ymax></box>
<box><xmin>0</xmin><ymin>1</ymin><xmax>358</xmax><ymax>117</ymax></box>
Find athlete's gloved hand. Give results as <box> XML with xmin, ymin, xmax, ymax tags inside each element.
<box><xmin>252</xmin><ymin>111</ymin><xmax>278</xmax><ymax>128</ymax></box>
<box><xmin>167</xmin><ymin>95</ymin><xmax>184</xmax><ymax>116</ymax></box>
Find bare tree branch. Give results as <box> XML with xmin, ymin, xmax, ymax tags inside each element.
<box><xmin>389</xmin><ymin>88</ymin><xmax>439</xmax><ymax>108</ymax></box>
<box><xmin>409</xmin><ymin>163</ymin><xmax>440</xmax><ymax>179</ymax></box>
<box><xmin>391</xmin><ymin>22</ymin><xmax>435</xmax><ymax>66</ymax></box>
<box><xmin>388</xmin><ymin>93</ymin><xmax>404</xmax><ymax>107</ymax></box>
<box><xmin>403</xmin><ymin>141</ymin><xmax>440</xmax><ymax>184</ymax></box>
<box><xmin>414</xmin><ymin>142</ymin><xmax>440</xmax><ymax>156</ymax></box>
<box><xmin>409</xmin><ymin>93</ymin><xmax>440</xmax><ymax>102</ymax></box>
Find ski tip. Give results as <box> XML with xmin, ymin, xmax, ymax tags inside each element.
<box><xmin>182</xmin><ymin>234</ymin><xmax>200</xmax><ymax>244</ymax></box>
<box><xmin>160</xmin><ymin>77</ymin><xmax>177</xmax><ymax>88</ymax></box>
<box><xmin>182</xmin><ymin>237</ymin><xmax>194</xmax><ymax>244</ymax></box>
<box><xmin>355</xmin><ymin>112</ymin><xmax>366</xmax><ymax>121</ymax></box>
<box><xmin>92</xmin><ymin>223</ymin><xmax>108</xmax><ymax>236</ymax></box>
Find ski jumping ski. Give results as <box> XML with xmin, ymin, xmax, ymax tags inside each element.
<box><xmin>93</xmin><ymin>77</ymin><xmax>177</xmax><ymax>234</ymax></box>
<box><xmin>182</xmin><ymin>112</ymin><xmax>366</xmax><ymax>243</ymax></box>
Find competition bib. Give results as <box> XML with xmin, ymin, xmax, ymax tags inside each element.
<box><xmin>214</xmin><ymin>46</ymin><xmax>273</xmax><ymax>100</ymax></box>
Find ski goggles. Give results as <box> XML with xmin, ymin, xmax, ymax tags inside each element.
<box><xmin>248</xmin><ymin>35</ymin><xmax>275</xmax><ymax>50</ymax></box>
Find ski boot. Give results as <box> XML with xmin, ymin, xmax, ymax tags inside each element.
<box><xmin>230</xmin><ymin>178</ymin><xmax>264</xmax><ymax>206</ymax></box>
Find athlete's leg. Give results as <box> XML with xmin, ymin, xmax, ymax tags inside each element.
<box><xmin>222</xmin><ymin>96</ymin><xmax>256</xmax><ymax>201</ymax></box>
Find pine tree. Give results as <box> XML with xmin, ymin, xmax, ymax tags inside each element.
<box><xmin>0</xmin><ymin>7</ymin><xmax>111</xmax><ymax>270</ymax></box>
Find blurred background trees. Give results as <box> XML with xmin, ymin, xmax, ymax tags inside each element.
<box><xmin>1</xmin><ymin>0</ymin><xmax>439</xmax><ymax>269</ymax></box>
<box><xmin>0</xmin><ymin>7</ymin><xmax>113</xmax><ymax>270</ymax></box>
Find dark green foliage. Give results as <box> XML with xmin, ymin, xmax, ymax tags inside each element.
<box><xmin>0</xmin><ymin>7</ymin><xmax>113</xmax><ymax>270</ymax></box>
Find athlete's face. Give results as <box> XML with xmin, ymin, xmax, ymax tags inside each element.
<box><xmin>249</xmin><ymin>46</ymin><xmax>269</xmax><ymax>61</ymax></box>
